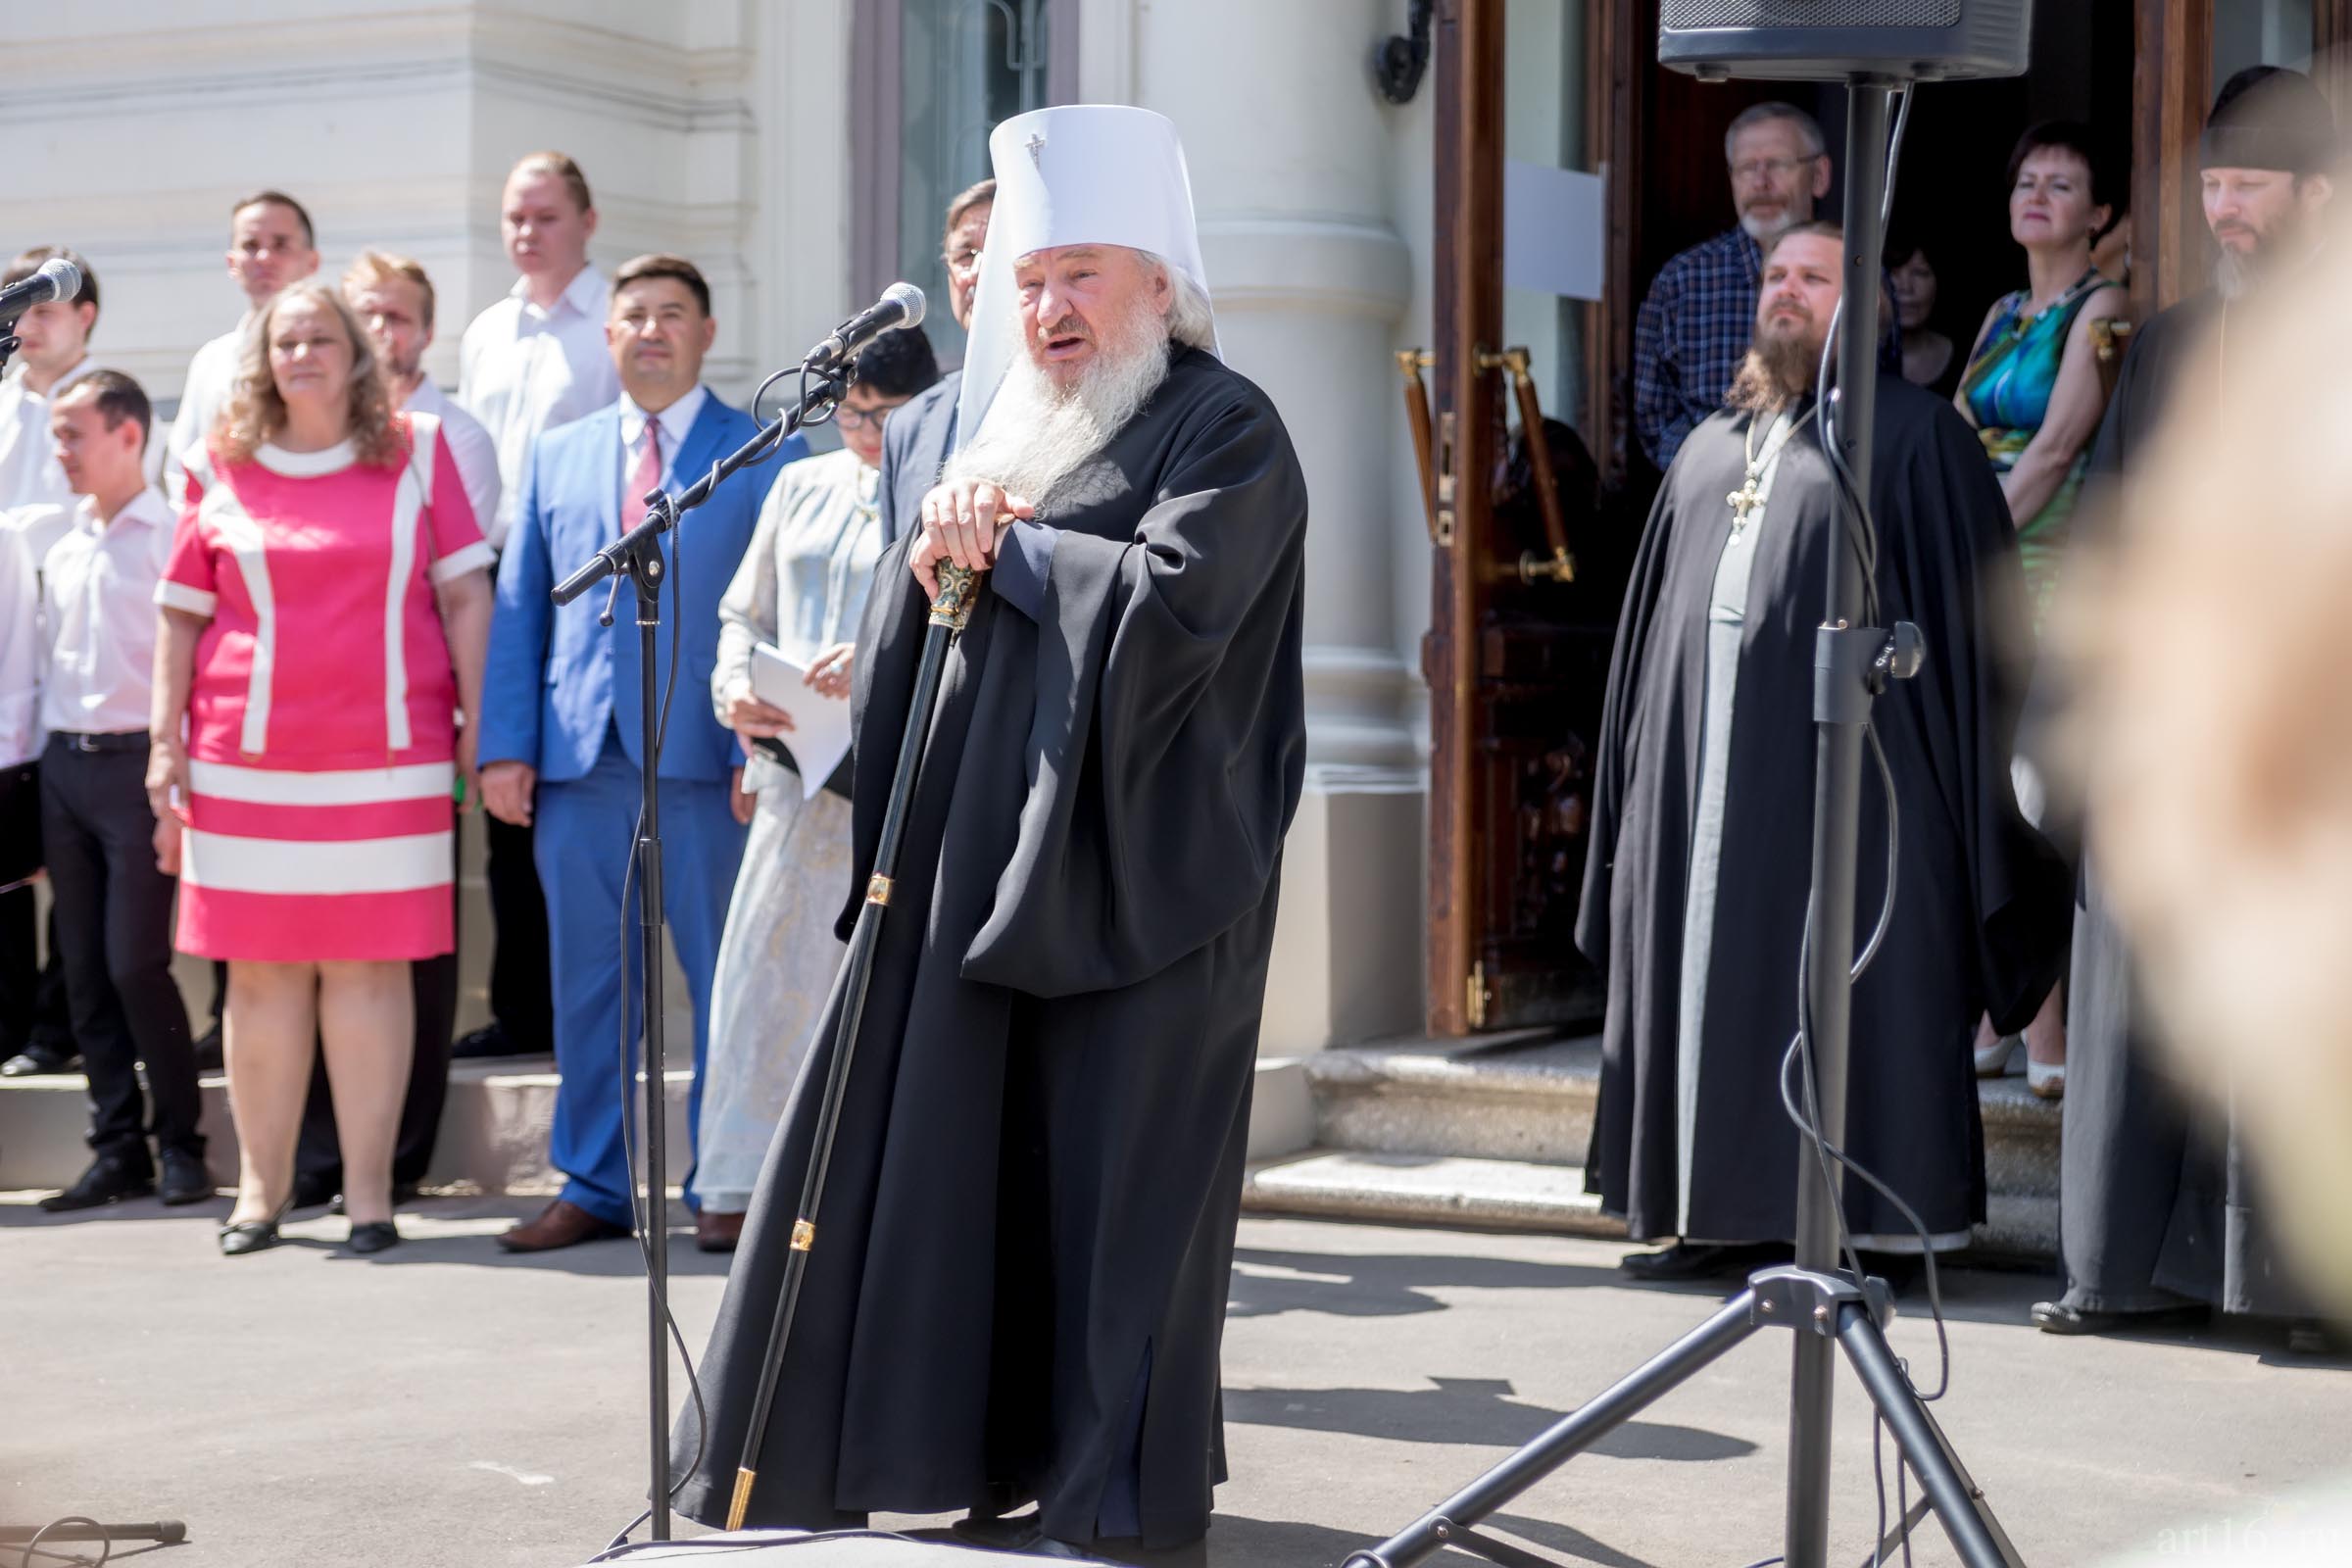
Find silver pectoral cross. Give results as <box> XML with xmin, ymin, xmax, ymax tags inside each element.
<box><xmin>1026</xmin><ymin>131</ymin><xmax>1047</xmax><ymax>167</ymax></box>
<box><xmin>1728</xmin><ymin>473</ymin><xmax>1763</xmax><ymax>533</ymax></box>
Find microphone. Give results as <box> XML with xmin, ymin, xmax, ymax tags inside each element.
<box><xmin>0</xmin><ymin>256</ymin><xmax>83</xmax><ymax>327</ymax></box>
<box><xmin>805</xmin><ymin>282</ymin><xmax>924</xmax><ymax>368</ymax></box>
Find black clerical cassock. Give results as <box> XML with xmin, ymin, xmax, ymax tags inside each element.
<box><xmin>2051</xmin><ymin>294</ymin><xmax>2317</xmax><ymax>1322</ymax></box>
<box><xmin>1576</xmin><ymin>374</ymin><xmax>2067</xmax><ymax>1248</ymax></box>
<box><xmin>672</xmin><ymin>345</ymin><xmax>1307</xmax><ymax>1549</ymax></box>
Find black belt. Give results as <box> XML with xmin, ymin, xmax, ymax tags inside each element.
<box><xmin>50</xmin><ymin>732</ymin><xmax>149</xmax><ymax>755</ymax></box>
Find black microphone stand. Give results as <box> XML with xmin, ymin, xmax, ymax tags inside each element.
<box><xmin>551</xmin><ymin>363</ymin><xmax>849</xmax><ymax>1544</ymax></box>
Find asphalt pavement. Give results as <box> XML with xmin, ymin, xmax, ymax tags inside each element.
<box><xmin>6</xmin><ymin>1197</ymin><xmax>2348</xmax><ymax>1567</ymax></box>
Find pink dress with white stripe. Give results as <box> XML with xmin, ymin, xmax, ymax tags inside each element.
<box><xmin>157</xmin><ymin>415</ymin><xmax>494</xmax><ymax>961</ymax></box>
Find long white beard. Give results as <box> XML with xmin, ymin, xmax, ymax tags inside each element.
<box><xmin>947</xmin><ymin>311</ymin><xmax>1173</xmax><ymax>507</ymax></box>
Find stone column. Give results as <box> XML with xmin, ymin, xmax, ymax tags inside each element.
<box><xmin>1088</xmin><ymin>0</ymin><xmax>1427</xmax><ymax>1150</ymax></box>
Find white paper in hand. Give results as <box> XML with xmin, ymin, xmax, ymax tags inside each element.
<box><xmin>750</xmin><ymin>644</ymin><xmax>855</xmax><ymax>802</ymax></box>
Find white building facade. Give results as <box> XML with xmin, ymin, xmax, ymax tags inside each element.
<box><xmin>4</xmin><ymin>1</ymin><xmax>1560</xmax><ymax>1115</ymax></box>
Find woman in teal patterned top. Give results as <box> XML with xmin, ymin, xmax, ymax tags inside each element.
<box><xmin>1957</xmin><ymin>122</ymin><xmax>2127</xmax><ymax>635</ymax></box>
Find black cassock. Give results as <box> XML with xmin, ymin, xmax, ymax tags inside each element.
<box><xmin>1576</xmin><ymin>374</ymin><xmax>2067</xmax><ymax>1245</ymax></box>
<box><xmin>2055</xmin><ymin>296</ymin><xmax>2315</xmax><ymax>1318</ymax></box>
<box><xmin>672</xmin><ymin>347</ymin><xmax>1307</xmax><ymax>1548</ymax></box>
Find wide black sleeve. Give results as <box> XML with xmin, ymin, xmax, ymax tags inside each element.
<box><xmin>1573</xmin><ymin>464</ymin><xmax>1685</xmax><ymax>970</ymax></box>
<box><xmin>960</xmin><ymin>393</ymin><xmax>1309</xmax><ymax>998</ymax></box>
<box><xmin>1884</xmin><ymin>401</ymin><xmax>2070</xmax><ymax>1031</ymax></box>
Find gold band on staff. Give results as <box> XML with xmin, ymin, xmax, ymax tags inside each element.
<box><xmin>726</xmin><ymin>1467</ymin><xmax>757</xmax><ymax>1531</ymax></box>
<box><xmin>791</xmin><ymin>1219</ymin><xmax>816</xmax><ymax>1252</ymax></box>
<box><xmin>928</xmin><ymin>560</ymin><xmax>982</xmax><ymax>630</ymax></box>
<box><xmin>865</xmin><ymin>874</ymin><xmax>893</xmax><ymax>906</ymax></box>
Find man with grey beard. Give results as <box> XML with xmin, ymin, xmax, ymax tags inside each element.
<box><xmin>2034</xmin><ymin>64</ymin><xmax>2339</xmax><ymax>1347</ymax></box>
<box><xmin>1583</xmin><ymin>221</ymin><xmax>2064</xmax><ymax>1284</ymax></box>
<box><xmin>676</xmin><ymin>106</ymin><xmax>1307</xmax><ymax>1564</ymax></box>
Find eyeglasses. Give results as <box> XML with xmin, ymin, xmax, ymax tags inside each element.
<box><xmin>835</xmin><ymin>403</ymin><xmax>906</xmax><ymax>431</ymax></box>
<box><xmin>1730</xmin><ymin>155</ymin><xmax>1819</xmax><ymax>182</ymax></box>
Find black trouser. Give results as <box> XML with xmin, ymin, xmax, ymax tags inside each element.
<box><xmin>483</xmin><ymin>811</ymin><xmax>553</xmax><ymax>1053</ymax></box>
<box><xmin>1</xmin><ymin>760</ymin><xmax>74</xmax><ymax>1059</ymax></box>
<box><xmin>293</xmin><ymin>949</ymin><xmax>459</xmax><ymax>1191</ymax></box>
<box><xmin>0</xmin><ymin>891</ymin><xmax>74</xmax><ymax>1059</ymax></box>
<box><xmin>38</xmin><ymin>736</ymin><xmax>201</xmax><ymax>1162</ymax></box>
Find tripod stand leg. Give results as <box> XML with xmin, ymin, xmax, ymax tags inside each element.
<box><xmin>1344</xmin><ymin>1291</ymin><xmax>1763</xmax><ymax>1568</ymax></box>
<box><xmin>1837</xmin><ymin>1305</ymin><xmax>2027</xmax><ymax>1568</ymax></box>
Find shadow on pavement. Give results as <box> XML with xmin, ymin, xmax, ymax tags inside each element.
<box><xmin>1207</xmin><ymin>1510</ymin><xmax>1663</xmax><ymax>1568</ymax></box>
<box><xmin>1226</xmin><ymin>1248</ymin><xmax>1621</xmax><ymax>1321</ymax></box>
<box><xmin>1224</xmin><ymin>1377</ymin><xmax>1755</xmax><ymax>1460</ymax></box>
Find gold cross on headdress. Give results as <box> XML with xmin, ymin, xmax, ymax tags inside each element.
<box><xmin>1026</xmin><ymin>131</ymin><xmax>1047</xmax><ymax>167</ymax></box>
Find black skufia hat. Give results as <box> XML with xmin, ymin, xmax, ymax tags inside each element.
<box><xmin>2200</xmin><ymin>65</ymin><xmax>2337</xmax><ymax>176</ymax></box>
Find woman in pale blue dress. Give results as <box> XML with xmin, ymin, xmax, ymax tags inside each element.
<box><xmin>696</xmin><ymin>327</ymin><xmax>938</xmax><ymax>1239</ymax></box>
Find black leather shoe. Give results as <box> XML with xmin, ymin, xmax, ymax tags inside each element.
<box><xmin>951</xmin><ymin>1513</ymin><xmax>1044</xmax><ymax>1550</ymax></box>
<box><xmin>190</xmin><ymin>1024</ymin><xmax>223</xmax><ymax>1073</ymax></box>
<box><xmin>40</xmin><ymin>1152</ymin><xmax>155</xmax><ymax>1212</ymax></box>
<box><xmin>2</xmin><ymin>1045</ymin><xmax>80</xmax><ymax>1077</ymax></box>
<box><xmin>2031</xmin><ymin>1298</ymin><xmax>2209</xmax><ymax>1336</ymax></box>
<box><xmin>158</xmin><ymin>1148</ymin><xmax>215</xmax><ymax>1206</ymax></box>
<box><xmin>1620</xmin><ymin>1240</ymin><xmax>1788</xmax><ymax>1282</ymax></box>
<box><xmin>219</xmin><ymin>1198</ymin><xmax>292</xmax><ymax>1257</ymax></box>
<box><xmin>452</xmin><ymin>1022</ymin><xmax>541</xmax><ymax>1061</ymax></box>
<box><xmin>346</xmin><ymin>1220</ymin><xmax>401</xmax><ymax>1255</ymax></box>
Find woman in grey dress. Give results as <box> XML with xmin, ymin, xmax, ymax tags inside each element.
<box><xmin>696</xmin><ymin>326</ymin><xmax>938</xmax><ymax>1245</ymax></box>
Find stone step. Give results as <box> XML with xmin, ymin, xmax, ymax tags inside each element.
<box><xmin>1247</xmin><ymin>1031</ymin><xmax>2062</xmax><ymax>1261</ymax></box>
<box><xmin>0</xmin><ymin>1057</ymin><xmax>692</xmax><ymax>1197</ymax></box>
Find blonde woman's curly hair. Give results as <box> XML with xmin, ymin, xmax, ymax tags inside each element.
<box><xmin>214</xmin><ymin>282</ymin><xmax>403</xmax><ymax>468</ymax></box>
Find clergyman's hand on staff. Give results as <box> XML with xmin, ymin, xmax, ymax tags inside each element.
<box><xmin>911</xmin><ymin>479</ymin><xmax>1034</xmax><ymax>600</ymax></box>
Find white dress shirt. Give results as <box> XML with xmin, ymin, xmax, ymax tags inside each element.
<box><xmin>405</xmin><ymin>379</ymin><xmax>503</xmax><ymax>537</ymax></box>
<box><xmin>0</xmin><ymin>357</ymin><xmax>97</xmax><ymax>515</ymax></box>
<box><xmin>163</xmin><ymin>317</ymin><xmax>253</xmax><ymax>509</ymax></box>
<box><xmin>0</xmin><ymin>527</ymin><xmax>38</xmax><ymax>768</ymax></box>
<box><xmin>617</xmin><ymin>384</ymin><xmax>708</xmax><ymax>503</ymax></box>
<box><xmin>460</xmin><ymin>265</ymin><xmax>618</xmax><ymax>553</ymax></box>
<box><xmin>39</xmin><ymin>487</ymin><xmax>173</xmax><ymax>738</ymax></box>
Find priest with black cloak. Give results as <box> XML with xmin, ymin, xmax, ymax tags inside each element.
<box><xmin>1578</xmin><ymin>221</ymin><xmax>2067</xmax><ymax>1282</ymax></box>
<box><xmin>671</xmin><ymin>105</ymin><xmax>1308</xmax><ymax>1564</ymax></box>
<box><xmin>2031</xmin><ymin>66</ymin><xmax>2339</xmax><ymax>1348</ymax></box>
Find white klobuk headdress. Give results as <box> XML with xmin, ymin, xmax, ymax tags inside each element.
<box><xmin>953</xmin><ymin>104</ymin><xmax>1217</xmax><ymax>451</ymax></box>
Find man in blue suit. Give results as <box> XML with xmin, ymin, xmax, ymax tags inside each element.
<box><xmin>477</xmin><ymin>253</ymin><xmax>808</xmax><ymax>1252</ymax></box>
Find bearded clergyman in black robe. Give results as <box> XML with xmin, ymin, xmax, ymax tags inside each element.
<box><xmin>2031</xmin><ymin>66</ymin><xmax>2338</xmax><ymax>1347</ymax></box>
<box><xmin>1577</xmin><ymin>221</ymin><xmax>2068</xmax><ymax>1282</ymax></box>
<box><xmin>671</xmin><ymin>106</ymin><xmax>1306</xmax><ymax>1562</ymax></box>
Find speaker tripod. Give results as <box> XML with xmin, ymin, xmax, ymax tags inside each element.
<box><xmin>1348</xmin><ymin>79</ymin><xmax>2024</xmax><ymax>1568</ymax></box>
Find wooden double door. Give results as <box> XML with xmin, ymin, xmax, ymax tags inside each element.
<box><xmin>1422</xmin><ymin>0</ymin><xmax>2352</xmax><ymax>1036</ymax></box>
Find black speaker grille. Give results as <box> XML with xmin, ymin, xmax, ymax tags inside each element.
<box><xmin>1661</xmin><ymin>0</ymin><xmax>1962</xmax><ymax>24</ymax></box>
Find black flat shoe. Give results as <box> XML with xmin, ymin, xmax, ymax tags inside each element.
<box><xmin>159</xmin><ymin>1148</ymin><xmax>215</xmax><ymax>1206</ymax></box>
<box><xmin>1</xmin><ymin>1046</ymin><xmax>79</xmax><ymax>1078</ymax></box>
<box><xmin>40</xmin><ymin>1153</ymin><xmax>155</xmax><ymax>1212</ymax></box>
<box><xmin>219</xmin><ymin>1198</ymin><xmax>293</xmax><ymax>1257</ymax></box>
<box><xmin>2030</xmin><ymin>1298</ymin><xmax>2208</xmax><ymax>1336</ymax></box>
<box><xmin>346</xmin><ymin>1220</ymin><xmax>401</xmax><ymax>1255</ymax></box>
<box><xmin>1621</xmin><ymin>1240</ymin><xmax>1788</xmax><ymax>1282</ymax></box>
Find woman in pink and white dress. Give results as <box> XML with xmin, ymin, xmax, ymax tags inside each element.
<box><xmin>148</xmin><ymin>282</ymin><xmax>493</xmax><ymax>1257</ymax></box>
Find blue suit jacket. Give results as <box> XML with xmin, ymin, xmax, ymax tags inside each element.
<box><xmin>878</xmin><ymin>368</ymin><xmax>959</xmax><ymax>546</ymax></box>
<box><xmin>478</xmin><ymin>394</ymin><xmax>808</xmax><ymax>785</ymax></box>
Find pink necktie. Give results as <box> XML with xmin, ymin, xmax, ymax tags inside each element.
<box><xmin>621</xmin><ymin>417</ymin><xmax>662</xmax><ymax>533</ymax></box>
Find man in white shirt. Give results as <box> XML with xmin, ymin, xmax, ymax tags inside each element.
<box><xmin>0</xmin><ymin>247</ymin><xmax>100</xmax><ymax>514</ymax></box>
<box><xmin>281</xmin><ymin>250</ymin><xmax>506</xmax><ymax>1210</ymax></box>
<box><xmin>453</xmin><ymin>152</ymin><xmax>616</xmax><ymax>1065</ymax></box>
<box><xmin>161</xmin><ymin>190</ymin><xmax>319</xmax><ymax>510</ymax></box>
<box><xmin>0</xmin><ymin>245</ymin><xmax>97</xmax><ymax>1078</ymax></box>
<box><xmin>346</xmin><ymin>251</ymin><xmax>502</xmax><ymax>528</ymax></box>
<box><xmin>30</xmin><ymin>372</ymin><xmax>208</xmax><ymax>1212</ymax></box>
